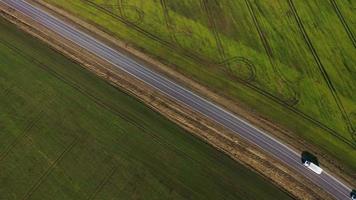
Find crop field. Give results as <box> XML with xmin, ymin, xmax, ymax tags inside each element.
<box><xmin>43</xmin><ymin>0</ymin><xmax>356</xmax><ymax>172</ymax></box>
<box><xmin>0</xmin><ymin>17</ymin><xmax>294</xmax><ymax>199</ymax></box>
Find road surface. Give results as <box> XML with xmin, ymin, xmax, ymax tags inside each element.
<box><xmin>1</xmin><ymin>0</ymin><xmax>352</xmax><ymax>199</ymax></box>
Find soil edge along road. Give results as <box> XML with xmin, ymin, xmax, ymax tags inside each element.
<box><xmin>1</xmin><ymin>0</ymin><xmax>352</xmax><ymax>199</ymax></box>
<box><xmin>0</xmin><ymin>16</ymin><xmax>295</xmax><ymax>200</ymax></box>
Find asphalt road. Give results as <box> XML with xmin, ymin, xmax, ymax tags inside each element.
<box><xmin>1</xmin><ymin>0</ymin><xmax>353</xmax><ymax>199</ymax></box>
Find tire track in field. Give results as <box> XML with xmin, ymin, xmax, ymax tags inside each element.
<box><xmin>0</xmin><ymin>110</ymin><xmax>45</xmax><ymax>162</ymax></box>
<box><xmin>102</xmin><ymin>147</ymin><xmax>210</xmax><ymax>200</ymax></box>
<box><xmin>160</xmin><ymin>0</ymin><xmax>225</xmax><ymax>65</ymax></box>
<box><xmin>159</xmin><ymin>0</ymin><xmax>178</xmax><ymax>45</ymax></box>
<box><xmin>2</xmin><ymin>0</ymin><xmax>355</xmax><ymax>151</ymax></box>
<box><xmin>244</xmin><ymin>0</ymin><xmax>299</xmax><ymax>106</ymax></box>
<box><xmin>86</xmin><ymin>1</ymin><xmax>291</xmax><ymax>99</ymax></box>
<box><xmin>0</xmin><ymin>36</ymin><xmax>199</xmax><ymax>165</ymax></box>
<box><xmin>87</xmin><ymin>164</ymin><xmax>118</xmax><ymax>200</ymax></box>
<box><xmin>218</xmin><ymin>57</ymin><xmax>256</xmax><ymax>82</ymax></box>
<box><xmin>161</xmin><ymin>0</ymin><xmax>231</xmax><ymax>71</ymax></box>
<box><xmin>1</xmin><ymin>9</ymin><xmax>352</xmax><ymax>198</ymax></box>
<box><xmin>0</xmin><ymin>38</ymin><xmax>235</xmax><ymax>186</ymax></box>
<box><xmin>115</xmin><ymin>139</ymin><xmax>243</xmax><ymax>200</ymax></box>
<box><xmin>200</xmin><ymin>0</ymin><xmax>227</xmax><ymax>63</ymax></box>
<box><xmin>82</xmin><ymin>0</ymin><xmax>212</xmax><ymax>66</ymax></box>
<box><xmin>199</xmin><ymin>0</ymin><xmax>351</xmax><ymax>144</ymax></box>
<box><xmin>0</xmin><ymin>38</ymin><xmax>146</xmax><ymax>134</ymax></box>
<box><xmin>101</xmin><ymin>0</ymin><xmax>144</xmax><ymax>25</ymax></box>
<box><xmin>1</xmin><ymin>85</ymin><xmax>13</xmax><ymax>97</ymax></box>
<box><xmin>200</xmin><ymin>0</ymin><xmax>256</xmax><ymax>82</ymax></box>
<box><xmin>15</xmin><ymin>0</ymin><xmax>356</xmax><ymax>147</ymax></box>
<box><xmin>287</xmin><ymin>0</ymin><xmax>356</xmax><ymax>145</ymax></box>
<box><xmin>330</xmin><ymin>0</ymin><xmax>356</xmax><ymax>48</ymax></box>
<box><xmin>0</xmin><ymin>22</ymin><xmax>271</xmax><ymax>195</ymax></box>
<box><xmin>80</xmin><ymin>0</ymin><xmax>356</xmax><ymax>147</ymax></box>
<box><xmin>116</xmin><ymin>0</ymin><xmax>124</xmax><ymax>17</ymax></box>
<box><xmin>21</xmin><ymin>137</ymin><xmax>80</xmax><ymax>200</ymax></box>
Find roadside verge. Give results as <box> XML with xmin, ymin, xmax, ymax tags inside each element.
<box><xmin>0</xmin><ymin>2</ymin><xmax>336</xmax><ymax>199</ymax></box>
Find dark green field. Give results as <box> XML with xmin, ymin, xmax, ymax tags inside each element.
<box><xmin>43</xmin><ymin>0</ymin><xmax>356</xmax><ymax>173</ymax></box>
<box><xmin>0</xmin><ymin>17</ymin><xmax>293</xmax><ymax>199</ymax></box>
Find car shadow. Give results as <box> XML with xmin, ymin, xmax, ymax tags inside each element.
<box><xmin>301</xmin><ymin>151</ymin><xmax>319</xmax><ymax>166</ymax></box>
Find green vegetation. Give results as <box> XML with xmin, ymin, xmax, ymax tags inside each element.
<box><xmin>0</xmin><ymin>17</ymin><xmax>293</xmax><ymax>199</ymax></box>
<box><xmin>43</xmin><ymin>0</ymin><xmax>356</xmax><ymax>172</ymax></box>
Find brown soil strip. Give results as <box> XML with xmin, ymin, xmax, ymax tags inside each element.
<box><xmin>0</xmin><ymin>2</ymin><xmax>340</xmax><ymax>199</ymax></box>
<box><xmin>30</xmin><ymin>0</ymin><xmax>356</xmax><ymax>187</ymax></box>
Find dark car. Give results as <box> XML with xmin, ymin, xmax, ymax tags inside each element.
<box><xmin>351</xmin><ymin>190</ymin><xmax>356</xmax><ymax>200</ymax></box>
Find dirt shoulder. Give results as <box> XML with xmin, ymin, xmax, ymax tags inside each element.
<box><xmin>31</xmin><ymin>0</ymin><xmax>356</xmax><ymax>187</ymax></box>
<box><xmin>0</xmin><ymin>2</ymin><xmax>338</xmax><ymax>199</ymax></box>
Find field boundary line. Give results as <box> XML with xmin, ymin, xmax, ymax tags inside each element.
<box><xmin>200</xmin><ymin>0</ymin><xmax>227</xmax><ymax>63</ymax></box>
<box><xmin>2</xmin><ymin>0</ymin><xmax>355</xmax><ymax>150</ymax></box>
<box><xmin>244</xmin><ymin>0</ymin><xmax>299</xmax><ymax>106</ymax></box>
<box><xmin>0</xmin><ymin>37</ymin><xmax>204</xmax><ymax>163</ymax></box>
<box><xmin>329</xmin><ymin>0</ymin><xmax>356</xmax><ymax>48</ymax></box>
<box><xmin>200</xmin><ymin>0</ymin><xmax>256</xmax><ymax>83</ymax></box>
<box><xmin>105</xmin><ymin>147</ymin><xmax>208</xmax><ymax>199</ymax></box>
<box><xmin>287</xmin><ymin>0</ymin><xmax>355</xmax><ymax>145</ymax></box>
<box><xmin>1</xmin><ymin>35</ymin><xmax>218</xmax><ymax>196</ymax></box>
<box><xmin>100</xmin><ymin>0</ymin><xmax>144</xmax><ymax>25</ymax></box>
<box><xmin>21</xmin><ymin>137</ymin><xmax>80</xmax><ymax>200</ymax></box>
<box><xmin>87</xmin><ymin>165</ymin><xmax>118</xmax><ymax>200</ymax></box>
<box><xmin>159</xmin><ymin>0</ymin><xmax>178</xmax><ymax>45</ymax></box>
<box><xmin>0</xmin><ymin>34</ymin><xmax>228</xmax><ymax>178</ymax></box>
<box><xmin>117</xmin><ymin>0</ymin><xmax>123</xmax><ymax>16</ymax></box>
<box><xmin>159</xmin><ymin>0</ymin><xmax>221</xmax><ymax>64</ymax></box>
<box><xmin>82</xmin><ymin>0</ymin><xmax>211</xmax><ymax>66</ymax></box>
<box><xmin>76</xmin><ymin>0</ymin><xmax>356</xmax><ymax>145</ymax></box>
<box><xmin>0</xmin><ymin>109</ymin><xmax>44</xmax><ymax>162</ymax></box>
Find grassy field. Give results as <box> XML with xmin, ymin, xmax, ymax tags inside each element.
<box><xmin>42</xmin><ymin>0</ymin><xmax>356</xmax><ymax>173</ymax></box>
<box><xmin>0</xmin><ymin>17</ymin><xmax>294</xmax><ymax>199</ymax></box>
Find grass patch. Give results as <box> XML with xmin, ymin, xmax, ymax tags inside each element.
<box><xmin>42</xmin><ymin>0</ymin><xmax>356</xmax><ymax>172</ymax></box>
<box><xmin>0</xmin><ymin>17</ymin><xmax>293</xmax><ymax>199</ymax></box>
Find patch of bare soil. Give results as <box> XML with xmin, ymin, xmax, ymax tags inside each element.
<box><xmin>0</xmin><ymin>1</ymin><xmax>340</xmax><ymax>199</ymax></box>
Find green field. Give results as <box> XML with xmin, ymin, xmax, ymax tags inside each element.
<box><xmin>43</xmin><ymin>0</ymin><xmax>356</xmax><ymax>173</ymax></box>
<box><xmin>0</xmin><ymin>17</ymin><xmax>294</xmax><ymax>199</ymax></box>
